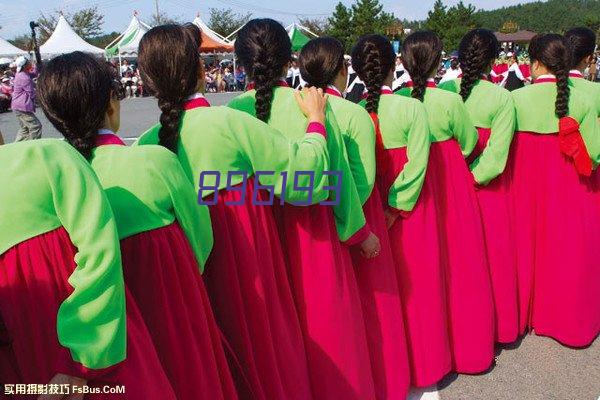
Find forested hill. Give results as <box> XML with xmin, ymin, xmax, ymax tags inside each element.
<box><xmin>474</xmin><ymin>0</ymin><xmax>600</xmax><ymax>33</ymax></box>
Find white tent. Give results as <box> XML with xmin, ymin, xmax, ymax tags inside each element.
<box><xmin>192</xmin><ymin>14</ymin><xmax>232</xmax><ymax>48</ymax></box>
<box><xmin>0</xmin><ymin>37</ymin><xmax>27</xmax><ymax>58</ymax></box>
<box><xmin>40</xmin><ymin>15</ymin><xmax>104</xmax><ymax>58</ymax></box>
<box><xmin>105</xmin><ymin>13</ymin><xmax>151</xmax><ymax>57</ymax></box>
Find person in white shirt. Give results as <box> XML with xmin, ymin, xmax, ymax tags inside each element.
<box><xmin>439</xmin><ymin>58</ymin><xmax>462</xmax><ymax>84</ymax></box>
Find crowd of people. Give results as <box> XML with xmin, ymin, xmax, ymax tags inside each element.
<box><xmin>0</xmin><ymin>18</ymin><xmax>599</xmax><ymax>400</ymax></box>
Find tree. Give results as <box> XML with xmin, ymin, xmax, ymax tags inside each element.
<box><xmin>37</xmin><ymin>7</ymin><xmax>104</xmax><ymax>41</ymax></box>
<box><xmin>9</xmin><ymin>35</ymin><xmax>32</xmax><ymax>51</ymax></box>
<box><xmin>444</xmin><ymin>1</ymin><xmax>477</xmax><ymax>51</ymax></box>
<box><xmin>149</xmin><ymin>10</ymin><xmax>179</xmax><ymax>26</ymax></box>
<box><xmin>88</xmin><ymin>31</ymin><xmax>121</xmax><ymax>48</ymax></box>
<box><xmin>208</xmin><ymin>8</ymin><xmax>252</xmax><ymax>38</ymax></box>
<box><xmin>424</xmin><ymin>0</ymin><xmax>448</xmax><ymax>36</ymax></box>
<box><xmin>298</xmin><ymin>18</ymin><xmax>330</xmax><ymax>37</ymax></box>
<box><xmin>423</xmin><ymin>0</ymin><xmax>477</xmax><ymax>51</ymax></box>
<box><xmin>327</xmin><ymin>2</ymin><xmax>353</xmax><ymax>51</ymax></box>
<box><xmin>584</xmin><ymin>15</ymin><xmax>600</xmax><ymax>33</ymax></box>
<box><xmin>350</xmin><ymin>0</ymin><xmax>395</xmax><ymax>43</ymax></box>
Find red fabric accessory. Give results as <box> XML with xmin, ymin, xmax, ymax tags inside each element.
<box><xmin>369</xmin><ymin>112</ymin><xmax>392</xmax><ymax>181</ymax></box>
<box><xmin>569</xmin><ymin>71</ymin><xmax>584</xmax><ymax>78</ymax></box>
<box><xmin>95</xmin><ymin>133</ymin><xmax>126</xmax><ymax>147</ymax></box>
<box><xmin>246</xmin><ymin>80</ymin><xmax>289</xmax><ymax>91</ymax></box>
<box><xmin>558</xmin><ymin>116</ymin><xmax>592</xmax><ymax>177</ymax></box>
<box><xmin>325</xmin><ymin>87</ymin><xmax>343</xmax><ymax>97</ymax></box>
<box><xmin>404</xmin><ymin>80</ymin><xmax>437</xmax><ymax>88</ymax></box>
<box><xmin>361</xmin><ymin>87</ymin><xmax>393</xmax><ymax>99</ymax></box>
<box><xmin>306</xmin><ymin>122</ymin><xmax>327</xmax><ymax>138</ymax></box>
<box><xmin>533</xmin><ymin>77</ymin><xmax>557</xmax><ymax>84</ymax></box>
<box><xmin>183</xmin><ymin>97</ymin><xmax>211</xmax><ymax>110</ymax></box>
<box><xmin>457</xmin><ymin>74</ymin><xmax>489</xmax><ymax>81</ymax></box>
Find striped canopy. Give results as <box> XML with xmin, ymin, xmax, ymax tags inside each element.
<box><xmin>105</xmin><ymin>14</ymin><xmax>151</xmax><ymax>57</ymax></box>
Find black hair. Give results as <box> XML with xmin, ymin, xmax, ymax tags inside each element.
<box><xmin>235</xmin><ymin>18</ymin><xmax>291</xmax><ymax>122</ymax></box>
<box><xmin>299</xmin><ymin>37</ymin><xmax>345</xmax><ymax>89</ymax></box>
<box><xmin>565</xmin><ymin>27</ymin><xmax>597</xmax><ymax>69</ymax></box>
<box><xmin>138</xmin><ymin>23</ymin><xmax>201</xmax><ymax>152</ymax></box>
<box><xmin>350</xmin><ymin>34</ymin><xmax>395</xmax><ymax>114</ymax></box>
<box><xmin>529</xmin><ymin>34</ymin><xmax>571</xmax><ymax>118</ymax></box>
<box><xmin>401</xmin><ymin>31</ymin><xmax>443</xmax><ymax>102</ymax></box>
<box><xmin>458</xmin><ymin>28</ymin><xmax>499</xmax><ymax>101</ymax></box>
<box><xmin>37</xmin><ymin>51</ymin><xmax>115</xmax><ymax>159</ymax></box>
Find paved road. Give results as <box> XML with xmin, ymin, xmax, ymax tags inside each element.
<box><xmin>0</xmin><ymin>93</ymin><xmax>237</xmax><ymax>143</ymax></box>
<box><xmin>1</xmin><ymin>92</ymin><xmax>599</xmax><ymax>400</ymax></box>
<box><xmin>437</xmin><ymin>334</ymin><xmax>599</xmax><ymax>400</ymax></box>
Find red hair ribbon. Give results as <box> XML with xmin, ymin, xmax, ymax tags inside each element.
<box><xmin>558</xmin><ymin>116</ymin><xmax>592</xmax><ymax>177</ymax></box>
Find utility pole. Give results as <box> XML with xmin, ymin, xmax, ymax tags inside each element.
<box><xmin>154</xmin><ymin>0</ymin><xmax>160</xmax><ymax>22</ymax></box>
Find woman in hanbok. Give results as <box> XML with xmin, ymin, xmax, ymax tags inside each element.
<box><xmin>396</xmin><ymin>31</ymin><xmax>495</xmax><ymax>375</ymax></box>
<box><xmin>136</xmin><ymin>23</ymin><xmax>331</xmax><ymax>400</ymax></box>
<box><xmin>439</xmin><ymin>28</ymin><xmax>518</xmax><ymax>344</ymax></box>
<box><xmin>229</xmin><ymin>19</ymin><xmax>379</xmax><ymax>400</ymax></box>
<box><xmin>37</xmin><ymin>51</ymin><xmax>238</xmax><ymax>400</ymax></box>
<box><xmin>510</xmin><ymin>34</ymin><xmax>600</xmax><ymax>347</ymax></box>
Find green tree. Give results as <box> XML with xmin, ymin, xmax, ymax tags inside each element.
<box><xmin>9</xmin><ymin>34</ymin><xmax>31</xmax><ymax>51</ymax></box>
<box><xmin>444</xmin><ymin>1</ymin><xmax>477</xmax><ymax>51</ymax></box>
<box><xmin>298</xmin><ymin>18</ymin><xmax>330</xmax><ymax>37</ymax></box>
<box><xmin>327</xmin><ymin>2</ymin><xmax>353</xmax><ymax>51</ymax></box>
<box><xmin>149</xmin><ymin>10</ymin><xmax>179</xmax><ymax>26</ymax></box>
<box><xmin>350</xmin><ymin>0</ymin><xmax>395</xmax><ymax>44</ymax></box>
<box><xmin>88</xmin><ymin>31</ymin><xmax>121</xmax><ymax>48</ymax></box>
<box><xmin>208</xmin><ymin>8</ymin><xmax>252</xmax><ymax>38</ymax></box>
<box><xmin>424</xmin><ymin>0</ymin><xmax>448</xmax><ymax>36</ymax></box>
<box><xmin>37</xmin><ymin>7</ymin><xmax>104</xmax><ymax>40</ymax></box>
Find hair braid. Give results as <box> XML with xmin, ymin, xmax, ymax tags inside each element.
<box><xmin>401</xmin><ymin>31</ymin><xmax>443</xmax><ymax>103</ymax></box>
<box><xmin>138</xmin><ymin>24</ymin><xmax>201</xmax><ymax>154</ymax></box>
<box><xmin>37</xmin><ymin>51</ymin><xmax>113</xmax><ymax>160</ymax></box>
<box><xmin>411</xmin><ymin>74</ymin><xmax>427</xmax><ymax>102</ymax></box>
<box><xmin>235</xmin><ymin>19</ymin><xmax>292</xmax><ymax>123</ymax></box>
<box><xmin>253</xmin><ymin>58</ymin><xmax>279</xmax><ymax>122</ymax></box>
<box><xmin>529</xmin><ymin>34</ymin><xmax>571</xmax><ymax>118</ymax></box>
<box><xmin>458</xmin><ymin>29</ymin><xmax>499</xmax><ymax>101</ymax></box>
<box><xmin>554</xmin><ymin>65</ymin><xmax>570</xmax><ymax>118</ymax></box>
<box><xmin>363</xmin><ymin>42</ymin><xmax>384</xmax><ymax>114</ymax></box>
<box><xmin>157</xmin><ymin>98</ymin><xmax>185</xmax><ymax>152</ymax></box>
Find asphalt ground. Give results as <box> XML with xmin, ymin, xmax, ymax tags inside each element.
<box><xmin>1</xmin><ymin>94</ymin><xmax>598</xmax><ymax>400</ymax></box>
<box><xmin>0</xmin><ymin>93</ymin><xmax>236</xmax><ymax>142</ymax></box>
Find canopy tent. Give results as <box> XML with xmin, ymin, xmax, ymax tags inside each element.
<box><xmin>105</xmin><ymin>13</ymin><xmax>151</xmax><ymax>57</ymax></box>
<box><xmin>0</xmin><ymin>37</ymin><xmax>27</xmax><ymax>58</ymax></box>
<box><xmin>226</xmin><ymin>22</ymin><xmax>318</xmax><ymax>52</ymax></box>
<box><xmin>192</xmin><ymin>14</ymin><xmax>234</xmax><ymax>54</ymax></box>
<box><xmin>40</xmin><ymin>14</ymin><xmax>104</xmax><ymax>58</ymax></box>
<box><xmin>285</xmin><ymin>23</ymin><xmax>316</xmax><ymax>52</ymax></box>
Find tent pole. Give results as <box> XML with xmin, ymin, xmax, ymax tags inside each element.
<box><xmin>118</xmin><ymin>52</ymin><xmax>122</xmax><ymax>77</ymax></box>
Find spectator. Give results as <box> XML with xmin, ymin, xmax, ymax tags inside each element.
<box><xmin>11</xmin><ymin>56</ymin><xmax>42</xmax><ymax>141</ymax></box>
<box><xmin>0</xmin><ymin>77</ymin><xmax>12</xmax><ymax>112</ymax></box>
<box><xmin>235</xmin><ymin>66</ymin><xmax>246</xmax><ymax>91</ymax></box>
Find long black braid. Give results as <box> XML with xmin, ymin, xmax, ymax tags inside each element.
<box><xmin>401</xmin><ymin>31</ymin><xmax>443</xmax><ymax>102</ymax></box>
<box><xmin>37</xmin><ymin>51</ymin><xmax>114</xmax><ymax>160</ymax></box>
<box><xmin>529</xmin><ymin>34</ymin><xmax>571</xmax><ymax>118</ymax></box>
<box><xmin>235</xmin><ymin>19</ymin><xmax>292</xmax><ymax>122</ymax></box>
<box><xmin>351</xmin><ymin>34</ymin><xmax>395</xmax><ymax>114</ymax></box>
<box><xmin>458</xmin><ymin>28</ymin><xmax>499</xmax><ymax>101</ymax></box>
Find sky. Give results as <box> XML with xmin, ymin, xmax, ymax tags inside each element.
<box><xmin>0</xmin><ymin>0</ymin><xmax>539</xmax><ymax>39</ymax></box>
